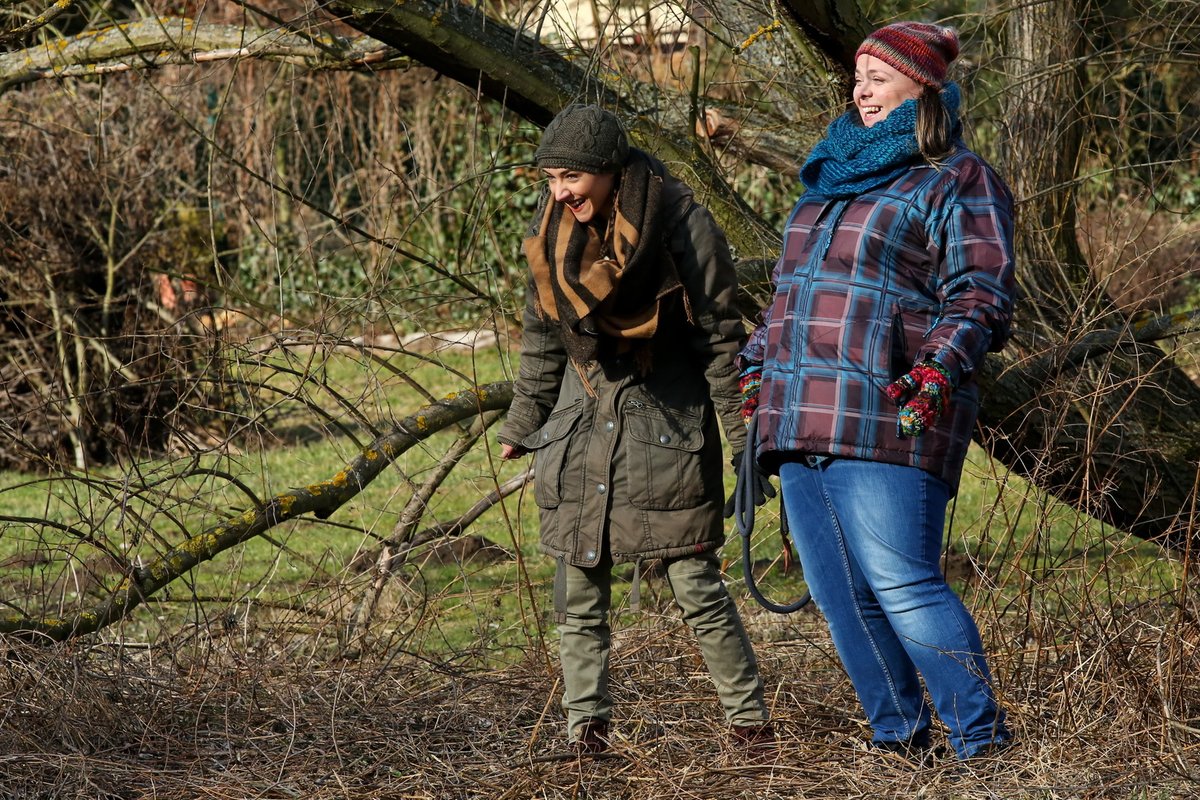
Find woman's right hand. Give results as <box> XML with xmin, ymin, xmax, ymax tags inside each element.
<box><xmin>500</xmin><ymin>443</ymin><xmax>527</xmax><ymax>460</ymax></box>
<box><xmin>739</xmin><ymin>365</ymin><xmax>763</xmax><ymax>427</ymax></box>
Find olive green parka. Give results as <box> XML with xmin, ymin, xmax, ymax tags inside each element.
<box><xmin>497</xmin><ymin>172</ymin><xmax>747</xmax><ymax>569</ymax></box>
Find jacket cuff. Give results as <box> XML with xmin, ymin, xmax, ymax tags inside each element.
<box><xmin>917</xmin><ymin>349</ymin><xmax>964</xmax><ymax>387</ymax></box>
<box><xmin>735</xmin><ymin>355</ymin><xmax>763</xmax><ymax>374</ymax></box>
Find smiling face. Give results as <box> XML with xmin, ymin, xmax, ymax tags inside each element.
<box><xmin>543</xmin><ymin>168</ymin><xmax>616</xmax><ymax>224</ymax></box>
<box><xmin>853</xmin><ymin>54</ymin><xmax>924</xmax><ymax>127</ymax></box>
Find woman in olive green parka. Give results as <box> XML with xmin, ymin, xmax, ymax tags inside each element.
<box><xmin>497</xmin><ymin>105</ymin><xmax>771</xmax><ymax>755</ymax></box>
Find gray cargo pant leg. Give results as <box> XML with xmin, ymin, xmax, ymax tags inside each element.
<box><xmin>559</xmin><ymin>559</ymin><xmax>613</xmax><ymax>741</ymax></box>
<box><xmin>665</xmin><ymin>551</ymin><xmax>769</xmax><ymax>725</ymax></box>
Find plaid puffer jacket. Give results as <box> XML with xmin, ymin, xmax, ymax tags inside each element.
<box><xmin>740</xmin><ymin>148</ymin><xmax>1016</xmax><ymax>493</ymax></box>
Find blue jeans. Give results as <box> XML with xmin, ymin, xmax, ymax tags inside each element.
<box><xmin>778</xmin><ymin>458</ymin><xmax>1009</xmax><ymax>758</ymax></box>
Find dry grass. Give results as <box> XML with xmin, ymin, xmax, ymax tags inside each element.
<box><xmin>1079</xmin><ymin>201</ymin><xmax>1200</xmax><ymax>316</ymax></box>
<box><xmin>2</xmin><ymin>591</ymin><xmax>1197</xmax><ymax>800</ymax></box>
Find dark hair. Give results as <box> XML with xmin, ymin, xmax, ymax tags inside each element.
<box><xmin>915</xmin><ymin>86</ymin><xmax>957</xmax><ymax>163</ymax></box>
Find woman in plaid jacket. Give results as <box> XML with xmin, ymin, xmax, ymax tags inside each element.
<box><xmin>740</xmin><ymin>22</ymin><xmax>1015</xmax><ymax>760</ymax></box>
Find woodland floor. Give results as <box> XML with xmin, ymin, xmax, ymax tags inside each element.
<box><xmin>1</xmin><ymin>597</ymin><xmax>1196</xmax><ymax>800</ymax></box>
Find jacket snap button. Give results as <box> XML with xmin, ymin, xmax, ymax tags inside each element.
<box><xmin>604</xmin><ymin>420</ymin><xmax>614</xmax><ymax>432</ymax></box>
<box><xmin>542</xmin><ymin>431</ymin><xmax>549</xmax><ymax>440</ymax></box>
<box><xmin>597</xmin><ymin>483</ymin><xmax>607</xmax><ymax>494</ymax></box>
<box><xmin>659</xmin><ymin>434</ymin><xmax>671</xmax><ymax>444</ymax></box>
<box><xmin>586</xmin><ymin>550</ymin><xmax>596</xmax><ymax>560</ymax></box>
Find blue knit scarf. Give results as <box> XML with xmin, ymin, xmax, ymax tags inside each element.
<box><xmin>799</xmin><ymin>82</ymin><xmax>962</xmax><ymax>199</ymax></box>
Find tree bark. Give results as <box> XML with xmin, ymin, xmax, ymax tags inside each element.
<box><xmin>998</xmin><ymin>0</ymin><xmax>1093</xmax><ymax>320</ymax></box>
<box><xmin>989</xmin><ymin>0</ymin><xmax>1200</xmax><ymax>547</ymax></box>
<box><xmin>777</xmin><ymin>0</ymin><xmax>871</xmax><ymax>85</ymax></box>
<box><xmin>978</xmin><ymin>331</ymin><xmax>1200</xmax><ymax>548</ymax></box>
<box><xmin>0</xmin><ymin>17</ymin><xmax>400</xmax><ymax>90</ymax></box>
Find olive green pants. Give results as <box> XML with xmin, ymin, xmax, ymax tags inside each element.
<box><xmin>558</xmin><ymin>550</ymin><xmax>769</xmax><ymax>742</ymax></box>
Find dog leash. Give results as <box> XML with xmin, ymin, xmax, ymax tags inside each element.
<box><xmin>733</xmin><ymin>411</ymin><xmax>811</xmax><ymax>613</ymax></box>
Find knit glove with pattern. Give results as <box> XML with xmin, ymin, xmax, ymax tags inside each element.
<box><xmin>739</xmin><ymin>365</ymin><xmax>763</xmax><ymax>428</ymax></box>
<box><xmin>884</xmin><ymin>360</ymin><xmax>954</xmax><ymax>439</ymax></box>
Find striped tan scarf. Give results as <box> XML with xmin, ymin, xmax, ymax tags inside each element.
<box><xmin>523</xmin><ymin>151</ymin><xmax>683</xmax><ymax>370</ymax></box>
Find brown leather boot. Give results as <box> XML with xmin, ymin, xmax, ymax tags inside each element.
<box><xmin>569</xmin><ymin>720</ymin><xmax>610</xmax><ymax>755</ymax></box>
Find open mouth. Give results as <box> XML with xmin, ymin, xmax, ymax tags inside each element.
<box><xmin>566</xmin><ymin>197</ymin><xmax>587</xmax><ymax>213</ymax></box>
<box><xmin>861</xmin><ymin>105</ymin><xmax>882</xmax><ymax>117</ymax></box>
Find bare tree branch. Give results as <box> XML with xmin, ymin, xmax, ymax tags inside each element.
<box><xmin>1043</xmin><ymin>308</ymin><xmax>1200</xmax><ymax>376</ymax></box>
<box><xmin>392</xmin><ymin>466</ymin><xmax>532</xmax><ymax>563</ymax></box>
<box><xmin>0</xmin><ymin>382</ymin><xmax>515</xmax><ymax>642</ymax></box>
<box><xmin>1</xmin><ymin>0</ymin><xmax>76</xmax><ymax>46</ymax></box>
<box><xmin>0</xmin><ymin>16</ymin><xmax>401</xmax><ymax>90</ymax></box>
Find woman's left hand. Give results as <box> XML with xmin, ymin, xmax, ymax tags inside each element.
<box><xmin>885</xmin><ymin>361</ymin><xmax>953</xmax><ymax>438</ymax></box>
<box><xmin>739</xmin><ymin>366</ymin><xmax>763</xmax><ymax>428</ymax></box>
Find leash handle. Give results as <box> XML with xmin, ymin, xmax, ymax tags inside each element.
<box><xmin>736</xmin><ymin>411</ymin><xmax>811</xmax><ymax>614</ymax></box>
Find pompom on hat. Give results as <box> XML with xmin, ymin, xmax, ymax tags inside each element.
<box><xmin>535</xmin><ymin>104</ymin><xmax>629</xmax><ymax>173</ymax></box>
<box><xmin>855</xmin><ymin>22</ymin><xmax>960</xmax><ymax>87</ymax></box>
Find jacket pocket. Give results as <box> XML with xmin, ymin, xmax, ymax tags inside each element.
<box><xmin>889</xmin><ymin>301</ymin><xmax>938</xmax><ymax>379</ymax></box>
<box><xmin>521</xmin><ymin>401</ymin><xmax>583</xmax><ymax>509</ymax></box>
<box><xmin>622</xmin><ymin>401</ymin><xmax>707</xmax><ymax>511</ymax></box>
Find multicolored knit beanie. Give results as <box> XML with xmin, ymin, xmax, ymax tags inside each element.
<box><xmin>855</xmin><ymin>22</ymin><xmax>959</xmax><ymax>87</ymax></box>
<box><xmin>535</xmin><ymin>104</ymin><xmax>629</xmax><ymax>174</ymax></box>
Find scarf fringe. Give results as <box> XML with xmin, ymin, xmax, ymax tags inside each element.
<box><xmin>573</xmin><ymin>360</ymin><xmax>598</xmax><ymax>398</ymax></box>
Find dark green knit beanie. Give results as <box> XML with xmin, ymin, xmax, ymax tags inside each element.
<box><xmin>535</xmin><ymin>104</ymin><xmax>629</xmax><ymax>173</ymax></box>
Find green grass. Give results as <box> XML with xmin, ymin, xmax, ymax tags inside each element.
<box><xmin>0</xmin><ymin>345</ymin><xmax>533</xmax><ymax>645</ymax></box>
<box><xmin>952</xmin><ymin>447</ymin><xmax>1182</xmax><ymax>618</ymax></box>
<box><xmin>0</xmin><ymin>344</ymin><xmax>1184</xmax><ymax>666</ymax></box>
